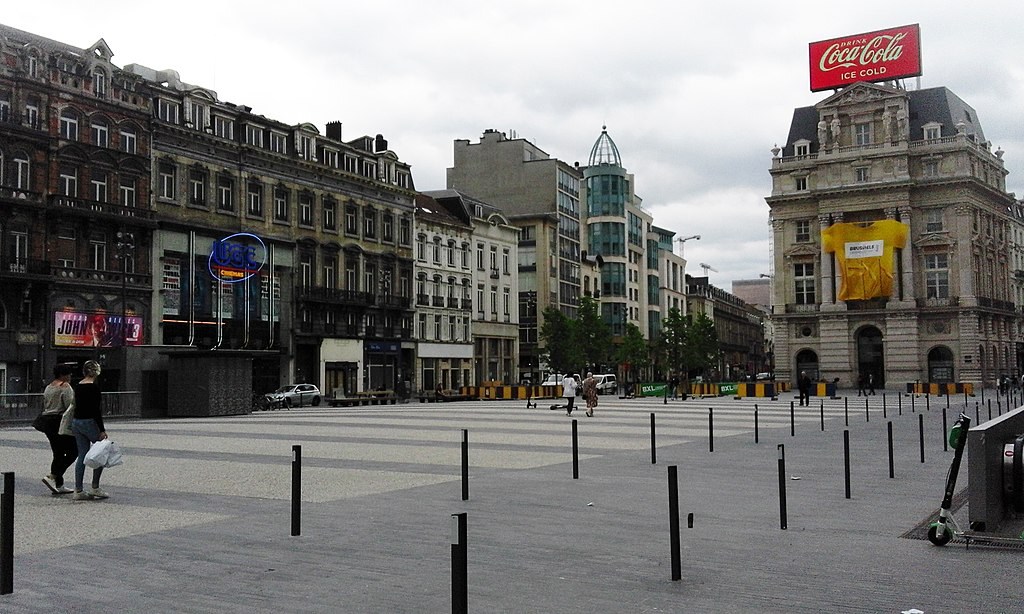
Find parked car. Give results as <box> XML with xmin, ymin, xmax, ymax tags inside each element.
<box><xmin>263</xmin><ymin>384</ymin><xmax>322</xmax><ymax>408</ymax></box>
<box><xmin>594</xmin><ymin>374</ymin><xmax>617</xmax><ymax>395</ymax></box>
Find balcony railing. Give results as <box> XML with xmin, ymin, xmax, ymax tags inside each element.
<box><xmin>50</xmin><ymin>195</ymin><xmax>154</xmax><ymax>220</ymax></box>
<box><xmin>432</xmin><ymin>296</ymin><xmax>445</xmax><ymax>307</ymax></box>
<box><xmin>785</xmin><ymin>303</ymin><xmax>819</xmax><ymax>313</ymax></box>
<box><xmin>377</xmin><ymin>295</ymin><xmax>411</xmax><ymax>310</ymax></box>
<box><xmin>916</xmin><ymin>297</ymin><xmax>960</xmax><ymax>308</ymax></box>
<box><xmin>447</xmin><ymin>297</ymin><xmax>460</xmax><ymax>308</ymax></box>
<box><xmin>460</xmin><ymin>299</ymin><xmax>472</xmax><ymax>311</ymax></box>
<box><xmin>0</xmin><ymin>257</ymin><xmax>49</xmax><ymax>276</ymax></box>
<box><xmin>52</xmin><ymin>265</ymin><xmax>151</xmax><ymax>287</ymax></box>
<box><xmin>295</xmin><ymin>286</ymin><xmax>374</xmax><ymax>306</ymax></box>
<box><xmin>416</xmin><ymin>293</ymin><xmax>430</xmax><ymax>306</ymax></box>
<box><xmin>0</xmin><ymin>186</ymin><xmax>44</xmax><ymax>203</ymax></box>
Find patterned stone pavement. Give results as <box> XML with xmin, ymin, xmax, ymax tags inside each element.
<box><xmin>0</xmin><ymin>392</ymin><xmax>1020</xmax><ymax>613</ymax></box>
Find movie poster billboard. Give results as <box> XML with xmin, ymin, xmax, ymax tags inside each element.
<box><xmin>809</xmin><ymin>24</ymin><xmax>922</xmax><ymax>92</ymax></box>
<box><xmin>54</xmin><ymin>311</ymin><xmax>144</xmax><ymax>347</ymax></box>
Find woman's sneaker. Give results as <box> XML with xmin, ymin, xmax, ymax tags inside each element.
<box><xmin>87</xmin><ymin>487</ymin><xmax>109</xmax><ymax>500</ymax></box>
<box><xmin>73</xmin><ymin>491</ymin><xmax>94</xmax><ymax>501</ymax></box>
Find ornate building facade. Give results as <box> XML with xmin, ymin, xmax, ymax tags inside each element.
<box><xmin>767</xmin><ymin>82</ymin><xmax>1020</xmax><ymax>387</ymax></box>
<box><xmin>0</xmin><ymin>25</ymin><xmax>153</xmax><ymax>393</ymax></box>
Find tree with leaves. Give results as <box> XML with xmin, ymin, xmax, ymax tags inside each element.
<box><xmin>616</xmin><ymin>322</ymin><xmax>650</xmax><ymax>386</ymax></box>
<box><xmin>537</xmin><ymin>305</ymin><xmax>583</xmax><ymax>374</ymax></box>
<box><xmin>575</xmin><ymin>297</ymin><xmax>613</xmax><ymax>373</ymax></box>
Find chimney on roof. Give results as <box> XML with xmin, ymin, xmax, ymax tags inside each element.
<box><xmin>374</xmin><ymin>134</ymin><xmax>388</xmax><ymax>153</ymax></box>
<box><xmin>326</xmin><ymin>121</ymin><xmax>342</xmax><ymax>140</ymax></box>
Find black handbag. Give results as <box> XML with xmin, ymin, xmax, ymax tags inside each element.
<box><xmin>32</xmin><ymin>412</ymin><xmax>57</xmax><ymax>433</ymax></box>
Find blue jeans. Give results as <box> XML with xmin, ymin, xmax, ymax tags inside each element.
<box><xmin>71</xmin><ymin>418</ymin><xmax>104</xmax><ymax>491</ymax></box>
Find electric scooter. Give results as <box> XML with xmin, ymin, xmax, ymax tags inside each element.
<box><xmin>927</xmin><ymin>413</ymin><xmax>970</xmax><ymax>545</ymax></box>
<box><xmin>928</xmin><ymin>413</ymin><xmax>1024</xmax><ymax>546</ymax></box>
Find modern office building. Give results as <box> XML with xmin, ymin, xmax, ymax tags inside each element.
<box><xmin>766</xmin><ymin>81</ymin><xmax>1020</xmax><ymax>387</ymax></box>
<box><xmin>447</xmin><ymin>130</ymin><xmax>582</xmax><ymax>378</ymax></box>
<box><xmin>578</xmin><ymin>127</ymin><xmax>653</xmax><ymax>338</ymax></box>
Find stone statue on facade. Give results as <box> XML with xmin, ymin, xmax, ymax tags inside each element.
<box><xmin>817</xmin><ymin>119</ymin><xmax>828</xmax><ymax>145</ymax></box>
<box><xmin>830</xmin><ymin>117</ymin><xmax>841</xmax><ymax>146</ymax></box>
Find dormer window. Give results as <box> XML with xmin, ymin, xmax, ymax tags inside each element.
<box><xmin>27</xmin><ymin>55</ymin><xmax>38</xmax><ymax>78</ymax></box>
<box><xmin>213</xmin><ymin>115</ymin><xmax>234</xmax><ymax>140</ymax></box>
<box><xmin>922</xmin><ymin>122</ymin><xmax>942</xmax><ymax>141</ymax></box>
<box><xmin>794</xmin><ymin>139</ymin><xmax>811</xmax><ymax>157</ymax></box>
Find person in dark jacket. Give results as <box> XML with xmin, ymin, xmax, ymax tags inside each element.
<box><xmin>37</xmin><ymin>364</ymin><xmax>77</xmax><ymax>494</ymax></box>
<box><xmin>798</xmin><ymin>371</ymin><xmax>811</xmax><ymax>406</ymax></box>
<box><xmin>70</xmin><ymin>360</ymin><xmax>110</xmax><ymax>501</ymax></box>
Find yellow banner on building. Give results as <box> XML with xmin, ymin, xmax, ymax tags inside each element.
<box><xmin>822</xmin><ymin>220</ymin><xmax>908</xmax><ymax>301</ymax></box>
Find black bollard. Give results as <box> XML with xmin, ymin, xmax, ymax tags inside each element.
<box><xmin>942</xmin><ymin>408</ymin><xmax>948</xmax><ymax>452</ymax></box>
<box><xmin>451</xmin><ymin>512</ymin><xmax>468</xmax><ymax>613</ymax></box>
<box><xmin>919</xmin><ymin>413</ymin><xmax>925</xmax><ymax>463</ymax></box>
<box><xmin>572</xmin><ymin>419</ymin><xmax>579</xmax><ymax>480</ymax></box>
<box><xmin>898</xmin><ymin>393</ymin><xmax>902</xmax><ymax>416</ymax></box>
<box><xmin>668</xmin><ymin>466</ymin><xmax>681</xmax><ymax>581</ymax></box>
<box><xmin>912</xmin><ymin>394</ymin><xmax>916</xmax><ymax>413</ymax></box>
<box><xmin>883</xmin><ymin>393</ymin><xmax>887</xmax><ymax>416</ymax></box>
<box><xmin>462</xmin><ymin>429</ymin><xmax>469</xmax><ymax>501</ymax></box>
<box><xmin>844</xmin><ymin>397</ymin><xmax>849</xmax><ymax>426</ymax></box>
<box><xmin>926</xmin><ymin>394</ymin><xmax>930</xmax><ymax>412</ymax></box>
<box><xmin>975</xmin><ymin>402</ymin><xmax>980</xmax><ymax>425</ymax></box>
<box><xmin>988</xmin><ymin>399</ymin><xmax>992</xmax><ymax>421</ymax></box>
<box><xmin>687</xmin><ymin>512</ymin><xmax>694</xmax><ymax>529</ymax></box>
<box><xmin>820</xmin><ymin>400</ymin><xmax>825</xmax><ymax>432</ymax></box>
<box><xmin>790</xmin><ymin>401</ymin><xmax>795</xmax><ymax>437</ymax></box>
<box><xmin>844</xmin><ymin>430</ymin><xmax>851</xmax><ymax>499</ymax></box>
<box><xmin>946</xmin><ymin>392</ymin><xmax>950</xmax><ymax>411</ymax></box>
<box><xmin>777</xmin><ymin>445</ymin><xmax>787</xmax><ymax>530</ymax></box>
<box><xmin>888</xmin><ymin>421</ymin><xmax>895</xmax><ymax>479</ymax></box>
<box><xmin>1</xmin><ymin>472</ymin><xmax>13</xmax><ymax>595</ymax></box>
<box><xmin>291</xmin><ymin>445</ymin><xmax>301</xmax><ymax>537</ymax></box>
<box><xmin>754</xmin><ymin>405</ymin><xmax>760</xmax><ymax>444</ymax></box>
<box><xmin>709</xmin><ymin>408</ymin><xmax>715</xmax><ymax>452</ymax></box>
<box><xmin>865</xmin><ymin>397</ymin><xmax>870</xmax><ymax>423</ymax></box>
<box><xmin>651</xmin><ymin>413</ymin><xmax>657</xmax><ymax>465</ymax></box>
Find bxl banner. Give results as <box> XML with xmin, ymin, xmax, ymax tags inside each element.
<box><xmin>54</xmin><ymin>311</ymin><xmax>143</xmax><ymax>347</ymax></box>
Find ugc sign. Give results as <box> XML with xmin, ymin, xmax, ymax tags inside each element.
<box><xmin>809</xmin><ymin>24</ymin><xmax>922</xmax><ymax>92</ymax></box>
<box><xmin>208</xmin><ymin>232</ymin><xmax>267</xmax><ymax>283</ymax></box>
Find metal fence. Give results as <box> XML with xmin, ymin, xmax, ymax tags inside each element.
<box><xmin>0</xmin><ymin>392</ymin><xmax>141</xmax><ymax>424</ymax></box>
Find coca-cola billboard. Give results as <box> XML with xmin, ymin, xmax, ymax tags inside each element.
<box><xmin>809</xmin><ymin>24</ymin><xmax>922</xmax><ymax>92</ymax></box>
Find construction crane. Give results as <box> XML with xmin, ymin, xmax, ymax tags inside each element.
<box><xmin>699</xmin><ymin>262</ymin><xmax>718</xmax><ymax>276</ymax></box>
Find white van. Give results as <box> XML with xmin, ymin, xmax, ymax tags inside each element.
<box><xmin>594</xmin><ymin>374</ymin><xmax>617</xmax><ymax>395</ymax></box>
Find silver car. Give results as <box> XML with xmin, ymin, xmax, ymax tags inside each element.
<box><xmin>263</xmin><ymin>384</ymin><xmax>322</xmax><ymax>408</ymax></box>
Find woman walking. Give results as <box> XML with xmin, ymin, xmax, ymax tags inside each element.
<box><xmin>38</xmin><ymin>364</ymin><xmax>77</xmax><ymax>494</ymax></box>
<box><xmin>71</xmin><ymin>360</ymin><xmax>109</xmax><ymax>501</ymax></box>
<box><xmin>582</xmin><ymin>372</ymin><xmax>598</xmax><ymax>417</ymax></box>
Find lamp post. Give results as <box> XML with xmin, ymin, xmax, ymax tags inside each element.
<box><xmin>115</xmin><ymin>231</ymin><xmax>135</xmax><ymax>388</ymax></box>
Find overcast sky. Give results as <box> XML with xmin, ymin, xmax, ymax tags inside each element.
<box><xmin>7</xmin><ymin>2</ymin><xmax>1024</xmax><ymax>288</ymax></box>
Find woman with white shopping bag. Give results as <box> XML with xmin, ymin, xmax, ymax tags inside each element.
<box><xmin>70</xmin><ymin>360</ymin><xmax>110</xmax><ymax>501</ymax></box>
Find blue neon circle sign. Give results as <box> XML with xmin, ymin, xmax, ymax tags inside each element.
<box><xmin>208</xmin><ymin>232</ymin><xmax>267</xmax><ymax>284</ymax></box>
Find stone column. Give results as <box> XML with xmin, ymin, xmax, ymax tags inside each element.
<box><xmin>896</xmin><ymin>206</ymin><xmax>915</xmax><ymax>305</ymax></box>
<box><xmin>771</xmin><ymin>219</ymin><xmax>785</xmax><ymax>312</ymax></box>
<box><xmin>820</xmin><ymin>214</ymin><xmax>835</xmax><ymax>304</ymax></box>
<box><xmin>955</xmin><ymin>205</ymin><xmax>976</xmax><ymax>306</ymax></box>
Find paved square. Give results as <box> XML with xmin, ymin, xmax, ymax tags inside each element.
<box><xmin>1</xmin><ymin>393</ymin><xmax>1020</xmax><ymax>612</ymax></box>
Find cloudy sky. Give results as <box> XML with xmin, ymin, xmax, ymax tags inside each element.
<box><xmin>6</xmin><ymin>2</ymin><xmax>1024</xmax><ymax>288</ymax></box>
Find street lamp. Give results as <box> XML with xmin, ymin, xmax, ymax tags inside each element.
<box><xmin>115</xmin><ymin>231</ymin><xmax>136</xmax><ymax>347</ymax></box>
<box><xmin>675</xmin><ymin>234</ymin><xmax>700</xmax><ymax>258</ymax></box>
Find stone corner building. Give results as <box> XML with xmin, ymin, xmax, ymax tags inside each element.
<box><xmin>767</xmin><ymin>81</ymin><xmax>1021</xmax><ymax>388</ymax></box>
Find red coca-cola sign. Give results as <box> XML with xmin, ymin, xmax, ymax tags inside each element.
<box><xmin>809</xmin><ymin>24</ymin><xmax>922</xmax><ymax>92</ymax></box>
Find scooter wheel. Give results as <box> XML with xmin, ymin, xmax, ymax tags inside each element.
<box><xmin>927</xmin><ymin>524</ymin><xmax>952</xmax><ymax>546</ymax></box>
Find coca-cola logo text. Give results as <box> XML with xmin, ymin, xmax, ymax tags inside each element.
<box><xmin>818</xmin><ymin>33</ymin><xmax>906</xmax><ymax>72</ymax></box>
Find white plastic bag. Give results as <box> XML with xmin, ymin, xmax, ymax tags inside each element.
<box><xmin>104</xmin><ymin>441</ymin><xmax>124</xmax><ymax>468</ymax></box>
<box><xmin>84</xmin><ymin>439</ymin><xmax>123</xmax><ymax>468</ymax></box>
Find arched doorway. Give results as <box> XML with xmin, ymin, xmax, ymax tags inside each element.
<box><xmin>927</xmin><ymin>346</ymin><xmax>954</xmax><ymax>383</ymax></box>
<box><xmin>856</xmin><ymin>326</ymin><xmax>884</xmax><ymax>388</ymax></box>
<box><xmin>795</xmin><ymin>349</ymin><xmax>819</xmax><ymax>383</ymax></box>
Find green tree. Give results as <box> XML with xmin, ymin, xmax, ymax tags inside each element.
<box><xmin>538</xmin><ymin>306</ymin><xmax>583</xmax><ymax>374</ymax></box>
<box><xmin>616</xmin><ymin>322</ymin><xmax>650</xmax><ymax>384</ymax></box>
<box><xmin>576</xmin><ymin>296</ymin><xmax>613</xmax><ymax>372</ymax></box>
<box><xmin>688</xmin><ymin>312</ymin><xmax>720</xmax><ymax>376</ymax></box>
<box><xmin>658</xmin><ymin>307</ymin><xmax>689</xmax><ymax>380</ymax></box>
